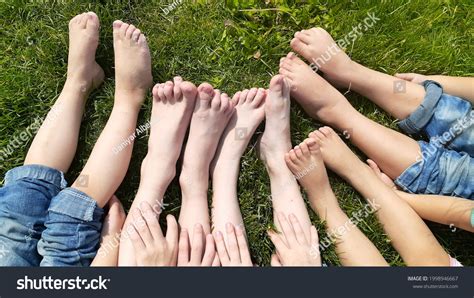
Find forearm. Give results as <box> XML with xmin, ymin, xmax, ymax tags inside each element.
<box><xmin>396</xmin><ymin>191</ymin><xmax>474</xmax><ymax>233</ymax></box>
<box><xmin>428</xmin><ymin>75</ymin><xmax>474</xmax><ymax>103</ymax></box>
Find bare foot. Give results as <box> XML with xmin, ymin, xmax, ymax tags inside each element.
<box><xmin>308</xmin><ymin>126</ymin><xmax>361</xmax><ymax>178</ymax></box>
<box><xmin>91</xmin><ymin>195</ymin><xmax>126</xmax><ymax>266</ymax></box>
<box><xmin>279</xmin><ymin>53</ymin><xmax>351</xmax><ymax>124</ymax></box>
<box><xmin>112</xmin><ymin>20</ymin><xmax>152</xmax><ymax>100</ymax></box>
<box><xmin>180</xmin><ymin>84</ymin><xmax>235</xmax><ymax>192</ymax></box>
<box><xmin>290</xmin><ymin>27</ymin><xmax>354</xmax><ymax>88</ymax></box>
<box><xmin>285</xmin><ymin>138</ymin><xmax>332</xmax><ymax>195</ymax></box>
<box><xmin>67</xmin><ymin>12</ymin><xmax>104</xmax><ymax>92</ymax></box>
<box><xmin>138</xmin><ymin>76</ymin><xmax>197</xmax><ymax>199</ymax></box>
<box><xmin>211</xmin><ymin>87</ymin><xmax>266</xmax><ymax>167</ymax></box>
<box><xmin>258</xmin><ymin>75</ymin><xmax>292</xmax><ymax>168</ymax></box>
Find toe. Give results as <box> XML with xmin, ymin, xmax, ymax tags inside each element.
<box><xmin>163</xmin><ymin>81</ymin><xmax>174</xmax><ymax>101</ymax></box>
<box><xmin>132</xmin><ymin>28</ymin><xmax>141</xmax><ymax>42</ymax></box>
<box><xmin>239</xmin><ymin>89</ymin><xmax>249</xmax><ymax>105</ymax></box>
<box><xmin>211</xmin><ymin>90</ymin><xmax>222</xmax><ymax>110</ymax></box>
<box><xmin>299</xmin><ymin>141</ymin><xmax>310</xmax><ymax>155</ymax></box>
<box><xmin>252</xmin><ymin>88</ymin><xmax>266</xmax><ymax>107</ymax></box>
<box><xmin>290</xmin><ymin>38</ymin><xmax>310</xmax><ymax>59</ymax></box>
<box><xmin>246</xmin><ymin>88</ymin><xmax>258</xmax><ymax>103</ymax></box>
<box><xmin>221</xmin><ymin>93</ymin><xmax>230</xmax><ymax>111</ymax></box>
<box><xmin>289</xmin><ymin>150</ymin><xmax>299</xmax><ymax>163</ymax></box>
<box><xmin>85</xmin><ymin>12</ymin><xmax>100</xmax><ymax>30</ymax></box>
<box><xmin>119</xmin><ymin>22</ymin><xmax>130</xmax><ymax>38</ymax></box>
<box><xmin>294</xmin><ymin>145</ymin><xmax>303</xmax><ymax>158</ymax></box>
<box><xmin>295</xmin><ymin>31</ymin><xmax>312</xmax><ymax>44</ymax></box>
<box><xmin>125</xmin><ymin>24</ymin><xmax>136</xmax><ymax>39</ymax></box>
<box><xmin>197</xmin><ymin>83</ymin><xmax>215</xmax><ymax>107</ymax></box>
<box><xmin>232</xmin><ymin>92</ymin><xmax>241</xmax><ymax>105</ymax></box>
<box><xmin>319</xmin><ymin>126</ymin><xmax>334</xmax><ymax>137</ymax></box>
<box><xmin>305</xmin><ymin>138</ymin><xmax>319</xmax><ymax>153</ymax></box>
<box><xmin>78</xmin><ymin>13</ymin><xmax>88</xmax><ymax>28</ymax></box>
<box><xmin>152</xmin><ymin>84</ymin><xmax>161</xmax><ymax>100</ymax></box>
<box><xmin>284</xmin><ymin>153</ymin><xmax>295</xmax><ymax>170</ymax></box>
<box><xmin>180</xmin><ymin>81</ymin><xmax>198</xmax><ymax>100</ymax></box>
<box><xmin>138</xmin><ymin>33</ymin><xmax>147</xmax><ymax>46</ymax></box>
<box><xmin>69</xmin><ymin>14</ymin><xmax>82</xmax><ymax>27</ymax></box>
<box><xmin>157</xmin><ymin>83</ymin><xmax>166</xmax><ymax>102</ymax></box>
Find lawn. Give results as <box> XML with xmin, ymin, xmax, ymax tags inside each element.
<box><xmin>0</xmin><ymin>0</ymin><xmax>473</xmax><ymax>266</ymax></box>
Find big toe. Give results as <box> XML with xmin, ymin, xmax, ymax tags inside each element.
<box><xmin>197</xmin><ymin>83</ymin><xmax>215</xmax><ymax>101</ymax></box>
<box><xmin>85</xmin><ymin>12</ymin><xmax>100</xmax><ymax>30</ymax></box>
<box><xmin>269</xmin><ymin>75</ymin><xmax>290</xmax><ymax>96</ymax></box>
<box><xmin>180</xmin><ymin>81</ymin><xmax>198</xmax><ymax>100</ymax></box>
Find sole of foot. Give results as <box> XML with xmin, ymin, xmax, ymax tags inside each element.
<box><xmin>138</xmin><ymin>76</ymin><xmax>198</xmax><ymax>195</ymax></box>
<box><xmin>308</xmin><ymin>126</ymin><xmax>361</xmax><ymax>177</ymax></box>
<box><xmin>290</xmin><ymin>27</ymin><xmax>354</xmax><ymax>88</ymax></box>
<box><xmin>279</xmin><ymin>52</ymin><xmax>352</xmax><ymax>124</ymax></box>
<box><xmin>67</xmin><ymin>12</ymin><xmax>104</xmax><ymax>92</ymax></box>
<box><xmin>112</xmin><ymin>20</ymin><xmax>153</xmax><ymax>102</ymax></box>
<box><xmin>180</xmin><ymin>83</ymin><xmax>235</xmax><ymax>188</ymax></box>
<box><xmin>258</xmin><ymin>75</ymin><xmax>292</xmax><ymax>167</ymax></box>
<box><xmin>285</xmin><ymin>138</ymin><xmax>332</xmax><ymax>194</ymax></box>
<box><xmin>211</xmin><ymin>87</ymin><xmax>266</xmax><ymax>168</ymax></box>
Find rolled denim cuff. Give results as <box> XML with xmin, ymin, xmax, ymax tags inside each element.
<box><xmin>48</xmin><ymin>188</ymin><xmax>103</xmax><ymax>222</ymax></box>
<box><xmin>4</xmin><ymin>164</ymin><xmax>67</xmax><ymax>189</ymax></box>
<box><xmin>398</xmin><ymin>80</ymin><xmax>443</xmax><ymax>135</ymax></box>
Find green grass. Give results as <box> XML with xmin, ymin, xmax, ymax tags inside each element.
<box><xmin>1</xmin><ymin>0</ymin><xmax>473</xmax><ymax>266</ymax></box>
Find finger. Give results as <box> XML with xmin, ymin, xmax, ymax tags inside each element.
<box><xmin>139</xmin><ymin>201</ymin><xmax>164</xmax><ymax>240</ymax></box>
<box><xmin>235</xmin><ymin>224</ymin><xmax>252</xmax><ymax>266</ymax></box>
<box><xmin>394</xmin><ymin>73</ymin><xmax>415</xmax><ymax>81</ymax></box>
<box><xmin>190</xmin><ymin>224</ymin><xmax>204</xmax><ymax>265</ymax></box>
<box><xmin>289</xmin><ymin>214</ymin><xmax>308</xmax><ymax>245</ymax></box>
<box><xmin>267</xmin><ymin>230</ymin><xmax>287</xmax><ymax>252</ymax></box>
<box><xmin>129</xmin><ymin>224</ymin><xmax>146</xmax><ymax>253</ymax></box>
<box><xmin>201</xmin><ymin>234</ymin><xmax>216</xmax><ymax>266</ymax></box>
<box><xmin>165</xmin><ymin>215</ymin><xmax>179</xmax><ymax>248</ymax></box>
<box><xmin>212</xmin><ymin>254</ymin><xmax>221</xmax><ymax>267</ymax></box>
<box><xmin>226</xmin><ymin>223</ymin><xmax>241</xmax><ymax>263</ymax></box>
<box><xmin>214</xmin><ymin>231</ymin><xmax>230</xmax><ymax>266</ymax></box>
<box><xmin>277</xmin><ymin>212</ymin><xmax>297</xmax><ymax>246</ymax></box>
<box><xmin>177</xmin><ymin>228</ymin><xmax>190</xmax><ymax>265</ymax></box>
<box><xmin>271</xmin><ymin>254</ymin><xmax>282</xmax><ymax>267</ymax></box>
<box><xmin>132</xmin><ymin>208</ymin><xmax>154</xmax><ymax>247</ymax></box>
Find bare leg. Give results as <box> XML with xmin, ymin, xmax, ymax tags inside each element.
<box><xmin>279</xmin><ymin>54</ymin><xmax>420</xmax><ymax>179</ymax></box>
<box><xmin>290</xmin><ymin>28</ymin><xmax>426</xmax><ymax>120</ymax></box>
<box><xmin>285</xmin><ymin>139</ymin><xmax>387</xmax><ymax>266</ymax></box>
<box><xmin>179</xmin><ymin>85</ymin><xmax>235</xmax><ymax>242</ymax></box>
<box><xmin>211</xmin><ymin>88</ymin><xmax>266</xmax><ymax>244</ymax></box>
<box><xmin>72</xmin><ymin>20</ymin><xmax>152</xmax><ymax>208</ymax></box>
<box><xmin>25</xmin><ymin>12</ymin><xmax>104</xmax><ymax>172</ymax></box>
<box><xmin>118</xmin><ymin>77</ymin><xmax>197</xmax><ymax>266</ymax></box>
<box><xmin>258</xmin><ymin>75</ymin><xmax>312</xmax><ymax>240</ymax></box>
<box><xmin>311</xmin><ymin>127</ymin><xmax>450</xmax><ymax>266</ymax></box>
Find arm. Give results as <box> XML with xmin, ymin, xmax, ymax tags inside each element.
<box><xmin>395</xmin><ymin>73</ymin><xmax>474</xmax><ymax>104</ymax></box>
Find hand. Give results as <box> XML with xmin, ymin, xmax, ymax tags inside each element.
<box><xmin>268</xmin><ymin>213</ymin><xmax>321</xmax><ymax>266</ymax></box>
<box><xmin>394</xmin><ymin>73</ymin><xmax>429</xmax><ymax>84</ymax></box>
<box><xmin>129</xmin><ymin>202</ymin><xmax>179</xmax><ymax>266</ymax></box>
<box><xmin>177</xmin><ymin>224</ymin><xmax>218</xmax><ymax>266</ymax></box>
<box><xmin>366</xmin><ymin>159</ymin><xmax>397</xmax><ymax>190</ymax></box>
<box><xmin>214</xmin><ymin>223</ymin><xmax>253</xmax><ymax>267</ymax></box>
<box><xmin>91</xmin><ymin>195</ymin><xmax>126</xmax><ymax>266</ymax></box>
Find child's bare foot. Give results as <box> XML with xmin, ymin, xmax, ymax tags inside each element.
<box><xmin>180</xmin><ymin>84</ymin><xmax>235</xmax><ymax>193</ymax></box>
<box><xmin>290</xmin><ymin>28</ymin><xmax>354</xmax><ymax>87</ymax></box>
<box><xmin>91</xmin><ymin>195</ymin><xmax>126</xmax><ymax>266</ymax></box>
<box><xmin>211</xmin><ymin>87</ymin><xmax>266</xmax><ymax>166</ymax></box>
<box><xmin>138</xmin><ymin>77</ymin><xmax>197</xmax><ymax>199</ymax></box>
<box><xmin>279</xmin><ymin>53</ymin><xmax>352</xmax><ymax>124</ymax></box>
<box><xmin>309</xmin><ymin>126</ymin><xmax>362</xmax><ymax>178</ymax></box>
<box><xmin>67</xmin><ymin>12</ymin><xmax>104</xmax><ymax>92</ymax></box>
<box><xmin>112</xmin><ymin>20</ymin><xmax>152</xmax><ymax>101</ymax></box>
<box><xmin>285</xmin><ymin>138</ymin><xmax>332</xmax><ymax>195</ymax></box>
<box><xmin>258</xmin><ymin>75</ymin><xmax>292</xmax><ymax>168</ymax></box>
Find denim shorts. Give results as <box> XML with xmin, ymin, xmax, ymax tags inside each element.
<box><xmin>0</xmin><ymin>165</ymin><xmax>103</xmax><ymax>266</ymax></box>
<box><xmin>396</xmin><ymin>81</ymin><xmax>474</xmax><ymax>198</ymax></box>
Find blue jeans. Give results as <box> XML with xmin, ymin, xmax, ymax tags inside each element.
<box><xmin>397</xmin><ymin>81</ymin><xmax>473</xmax><ymax>199</ymax></box>
<box><xmin>0</xmin><ymin>165</ymin><xmax>103</xmax><ymax>266</ymax></box>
